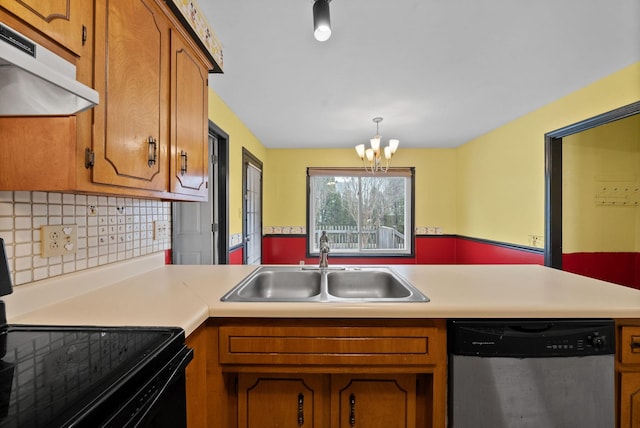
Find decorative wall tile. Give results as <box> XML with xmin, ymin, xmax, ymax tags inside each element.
<box><xmin>415</xmin><ymin>226</ymin><xmax>443</xmax><ymax>235</ymax></box>
<box><xmin>229</xmin><ymin>233</ymin><xmax>243</xmax><ymax>248</ymax></box>
<box><xmin>0</xmin><ymin>192</ymin><xmax>171</xmax><ymax>287</ymax></box>
<box><xmin>263</xmin><ymin>226</ymin><xmax>306</xmax><ymax>235</ymax></box>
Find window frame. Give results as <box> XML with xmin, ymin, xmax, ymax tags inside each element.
<box><xmin>306</xmin><ymin>167</ymin><xmax>415</xmax><ymax>258</ymax></box>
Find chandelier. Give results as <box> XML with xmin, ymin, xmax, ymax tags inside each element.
<box><xmin>355</xmin><ymin>117</ymin><xmax>399</xmax><ymax>173</ymax></box>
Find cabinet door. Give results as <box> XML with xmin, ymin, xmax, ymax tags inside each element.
<box><xmin>1</xmin><ymin>0</ymin><xmax>88</xmax><ymax>55</ymax></box>
<box><xmin>169</xmin><ymin>30</ymin><xmax>208</xmax><ymax>198</ymax></box>
<box><xmin>92</xmin><ymin>0</ymin><xmax>168</xmax><ymax>192</ymax></box>
<box><xmin>331</xmin><ymin>374</ymin><xmax>416</xmax><ymax>428</ymax></box>
<box><xmin>238</xmin><ymin>373</ymin><xmax>328</xmax><ymax>428</ymax></box>
<box><xmin>621</xmin><ymin>372</ymin><xmax>640</xmax><ymax>428</ymax></box>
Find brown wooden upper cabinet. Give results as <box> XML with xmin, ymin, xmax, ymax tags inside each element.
<box><xmin>0</xmin><ymin>0</ymin><xmax>214</xmax><ymax>201</ymax></box>
<box><xmin>92</xmin><ymin>0</ymin><xmax>169</xmax><ymax>192</ymax></box>
<box><xmin>169</xmin><ymin>30</ymin><xmax>209</xmax><ymax>198</ymax></box>
<box><xmin>0</xmin><ymin>0</ymin><xmax>89</xmax><ymax>55</ymax></box>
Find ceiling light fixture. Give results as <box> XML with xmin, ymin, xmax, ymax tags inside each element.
<box><xmin>313</xmin><ymin>0</ymin><xmax>332</xmax><ymax>42</ymax></box>
<box><xmin>355</xmin><ymin>117</ymin><xmax>399</xmax><ymax>173</ymax></box>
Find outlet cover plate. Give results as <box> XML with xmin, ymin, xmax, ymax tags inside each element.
<box><xmin>153</xmin><ymin>221</ymin><xmax>170</xmax><ymax>240</ymax></box>
<box><xmin>41</xmin><ymin>225</ymin><xmax>77</xmax><ymax>257</ymax></box>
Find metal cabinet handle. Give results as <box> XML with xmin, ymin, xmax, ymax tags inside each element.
<box><xmin>147</xmin><ymin>136</ymin><xmax>157</xmax><ymax>167</ymax></box>
<box><xmin>180</xmin><ymin>150</ymin><xmax>188</xmax><ymax>175</ymax></box>
<box><xmin>297</xmin><ymin>393</ymin><xmax>304</xmax><ymax>426</ymax></box>
<box><xmin>349</xmin><ymin>393</ymin><xmax>356</xmax><ymax>426</ymax></box>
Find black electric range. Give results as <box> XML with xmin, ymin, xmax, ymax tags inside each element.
<box><xmin>0</xmin><ymin>239</ymin><xmax>193</xmax><ymax>428</ymax></box>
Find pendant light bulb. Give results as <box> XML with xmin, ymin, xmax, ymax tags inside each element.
<box><xmin>313</xmin><ymin>0</ymin><xmax>332</xmax><ymax>42</ymax></box>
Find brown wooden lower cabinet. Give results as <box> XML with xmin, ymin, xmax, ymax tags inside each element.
<box><xmin>618</xmin><ymin>321</ymin><xmax>640</xmax><ymax>428</ymax></box>
<box><xmin>185</xmin><ymin>324</ymin><xmax>209</xmax><ymax>428</ymax></box>
<box><xmin>620</xmin><ymin>372</ymin><xmax>640</xmax><ymax>428</ymax></box>
<box><xmin>331</xmin><ymin>374</ymin><xmax>418</xmax><ymax>428</ymax></box>
<box><xmin>235</xmin><ymin>373</ymin><xmax>424</xmax><ymax>428</ymax></box>
<box><xmin>210</xmin><ymin>318</ymin><xmax>447</xmax><ymax>428</ymax></box>
<box><xmin>191</xmin><ymin>318</ymin><xmax>640</xmax><ymax>427</ymax></box>
<box><xmin>238</xmin><ymin>373</ymin><xmax>328</xmax><ymax>428</ymax></box>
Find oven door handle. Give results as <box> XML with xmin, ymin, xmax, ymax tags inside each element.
<box><xmin>131</xmin><ymin>346</ymin><xmax>194</xmax><ymax>425</ymax></box>
<box><xmin>102</xmin><ymin>345</ymin><xmax>194</xmax><ymax>428</ymax></box>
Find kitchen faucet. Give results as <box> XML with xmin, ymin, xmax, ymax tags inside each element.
<box><xmin>319</xmin><ymin>231</ymin><xmax>329</xmax><ymax>268</ymax></box>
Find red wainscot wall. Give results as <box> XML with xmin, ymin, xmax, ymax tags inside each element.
<box><xmin>454</xmin><ymin>237</ymin><xmax>544</xmax><ymax>265</ymax></box>
<box><xmin>261</xmin><ymin>234</ymin><xmax>417</xmax><ymax>265</ymax></box>
<box><xmin>229</xmin><ymin>246</ymin><xmax>244</xmax><ymax>264</ymax></box>
<box><xmin>415</xmin><ymin>235</ymin><xmax>457</xmax><ymax>264</ymax></box>
<box><xmin>262</xmin><ymin>234</ymin><xmax>544</xmax><ymax>266</ymax></box>
<box><xmin>563</xmin><ymin>252</ymin><xmax>639</xmax><ymax>290</ymax></box>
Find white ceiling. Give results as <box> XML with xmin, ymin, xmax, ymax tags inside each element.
<box><xmin>200</xmin><ymin>0</ymin><xmax>640</xmax><ymax>149</ymax></box>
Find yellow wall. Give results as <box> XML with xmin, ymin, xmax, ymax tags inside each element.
<box><xmin>208</xmin><ymin>90</ymin><xmax>266</xmax><ymax>235</ymax></box>
<box><xmin>457</xmin><ymin>61</ymin><xmax>640</xmax><ymax>247</ymax></box>
<box><xmin>264</xmin><ymin>148</ymin><xmax>457</xmax><ymax>233</ymax></box>
<box><xmin>209</xmin><ymin>61</ymin><xmax>639</xmax><ymax>247</ymax></box>
<box><xmin>563</xmin><ymin>115</ymin><xmax>640</xmax><ymax>252</ymax></box>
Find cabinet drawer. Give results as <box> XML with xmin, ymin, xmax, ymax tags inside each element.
<box><xmin>621</xmin><ymin>327</ymin><xmax>640</xmax><ymax>364</ymax></box>
<box><xmin>219</xmin><ymin>324</ymin><xmax>443</xmax><ymax>366</ymax></box>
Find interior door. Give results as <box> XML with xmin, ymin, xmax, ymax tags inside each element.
<box><xmin>173</xmin><ymin>131</ymin><xmax>227</xmax><ymax>264</ymax></box>
<box><xmin>243</xmin><ymin>149</ymin><xmax>262</xmax><ymax>265</ymax></box>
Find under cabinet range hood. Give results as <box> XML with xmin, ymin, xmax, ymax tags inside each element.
<box><xmin>0</xmin><ymin>22</ymin><xmax>99</xmax><ymax>116</ymax></box>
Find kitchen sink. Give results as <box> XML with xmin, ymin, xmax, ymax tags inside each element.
<box><xmin>326</xmin><ymin>271</ymin><xmax>412</xmax><ymax>299</ymax></box>
<box><xmin>232</xmin><ymin>270</ymin><xmax>321</xmax><ymax>299</ymax></box>
<box><xmin>221</xmin><ymin>266</ymin><xmax>429</xmax><ymax>302</ymax></box>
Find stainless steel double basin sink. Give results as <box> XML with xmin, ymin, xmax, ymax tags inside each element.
<box><xmin>221</xmin><ymin>266</ymin><xmax>429</xmax><ymax>303</ymax></box>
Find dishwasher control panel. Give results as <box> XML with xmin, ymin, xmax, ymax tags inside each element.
<box><xmin>448</xmin><ymin>319</ymin><xmax>615</xmax><ymax>357</ymax></box>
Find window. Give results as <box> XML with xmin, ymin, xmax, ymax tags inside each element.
<box><xmin>307</xmin><ymin>167</ymin><xmax>414</xmax><ymax>256</ymax></box>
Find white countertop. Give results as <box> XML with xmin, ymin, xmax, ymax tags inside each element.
<box><xmin>4</xmin><ymin>255</ymin><xmax>640</xmax><ymax>336</ymax></box>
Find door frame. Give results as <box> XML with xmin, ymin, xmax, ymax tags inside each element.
<box><xmin>210</xmin><ymin>121</ymin><xmax>230</xmax><ymax>263</ymax></box>
<box><xmin>544</xmin><ymin>101</ymin><xmax>640</xmax><ymax>268</ymax></box>
<box><xmin>242</xmin><ymin>148</ymin><xmax>263</xmax><ymax>264</ymax></box>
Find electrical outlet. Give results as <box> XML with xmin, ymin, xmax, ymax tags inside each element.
<box><xmin>153</xmin><ymin>221</ymin><xmax>170</xmax><ymax>240</ymax></box>
<box><xmin>529</xmin><ymin>234</ymin><xmax>545</xmax><ymax>248</ymax></box>
<box><xmin>41</xmin><ymin>225</ymin><xmax>77</xmax><ymax>257</ymax></box>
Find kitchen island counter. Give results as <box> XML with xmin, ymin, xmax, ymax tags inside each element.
<box><xmin>4</xmin><ymin>255</ymin><xmax>640</xmax><ymax>428</ymax></box>
<box><xmin>4</xmin><ymin>254</ymin><xmax>640</xmax><ymax>334</ymax></box>
<box><xmin>188</xmin><ymin>263</ymin><xmax>640</xmax><ymax>319</ymax></box>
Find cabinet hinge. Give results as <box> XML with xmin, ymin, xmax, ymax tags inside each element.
<box><xmin>211</xmin><ymin>154</ymin><xmax>218</xmax><ymax>165</ymax></box>
<box><xmin>212</xmin><ymin>223</ymin><xmax>218</xmax><ymax>233</ymax></box>
<box><xmin>84</xmin><ymin>148</ymin><xmax>95</xmax><ymax>168</ymax></box>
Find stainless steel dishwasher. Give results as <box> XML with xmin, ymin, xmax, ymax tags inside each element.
<box><xmin>448</xmin><ymin>319</ymin><xmax>615</xmax><ymax>428</ymax></box>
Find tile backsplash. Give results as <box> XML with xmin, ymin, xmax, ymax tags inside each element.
<box><xmin>0</xmin><ymin>191</ymin><xmax>171</xmax><ymax>286</ymax></box>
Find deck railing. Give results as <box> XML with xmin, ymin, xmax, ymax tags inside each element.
<box><xmin>314</xmin><ymin>225</ymin><xmax>404</xmax><ymax>250</ymax></box>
